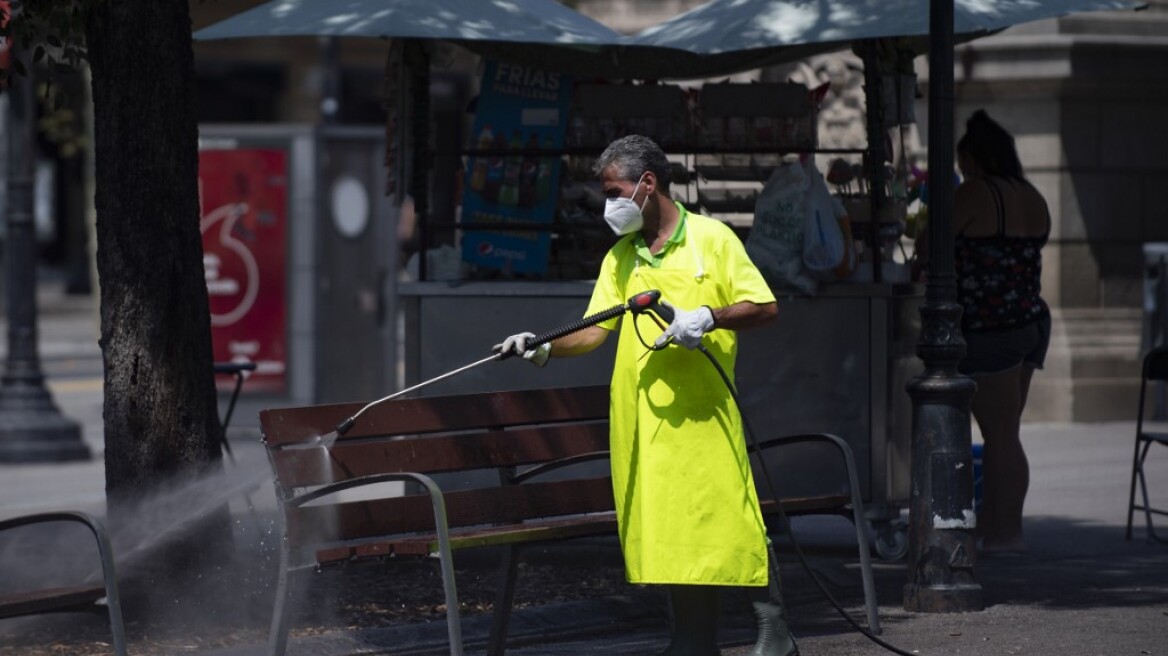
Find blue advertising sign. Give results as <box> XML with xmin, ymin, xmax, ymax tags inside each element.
<box><xmin>461</xmin><ymin>60</ymin><xmax>572</xmax><ymax>275</ymax></box>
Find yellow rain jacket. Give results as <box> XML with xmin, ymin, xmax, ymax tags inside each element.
<box><xmin>584</xmin><ymin>203</ymin><xmax>776</xmax><ymax>586</ymax></box>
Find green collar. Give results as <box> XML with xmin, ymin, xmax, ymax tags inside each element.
<box><xmin>633</xmin><ymin>202</ymin><xmax>688</xmax><ymax>268</ymax></box>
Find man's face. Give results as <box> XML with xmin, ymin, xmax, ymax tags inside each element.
<box><xmin>601</xmin><ymin>166</ymin><xmax>645</xmax><ymax>204</ymax></box>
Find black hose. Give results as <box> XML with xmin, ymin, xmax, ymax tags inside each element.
<box><xmin>696</xmin><ymin>344</ymin><xmax>918</xmax><ymax>656</ymax></box>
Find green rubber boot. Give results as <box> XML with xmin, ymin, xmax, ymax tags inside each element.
<box><xmin>658</xmin><ymin>585</ymin><xmax>721</xmax><ymax>656</ymax></box>
<box><xmin>747</xmin><ymin>540</ymin><xmax>799</xmax><ymax>656</ymax></box>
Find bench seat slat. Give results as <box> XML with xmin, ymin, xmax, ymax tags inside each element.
<box><xmin>316</xmin><ymin>515</ymin><xmax>622</xmax><ymax>564</ymax></box>
<box><xmin>0</xmin><ymin>586</ymin><xmax>106</xmax><ymax>620</ymax></box>
<box><xmin>308</xmin><ymin>494</ymin><xmax>854</xmax><ymax>565</ymax></box>
<box><xmin>293</xmin><ymin>476</ymin><xmax>617</xmax><ymax>543</ymax></box>
<box><xmin>760</xmin><ymin>495</ymin><xmax>850</xmax><ymax>515</ymax></box>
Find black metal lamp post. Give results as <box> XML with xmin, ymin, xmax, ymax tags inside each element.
<box><xmin>0</xmin><ymin>56</ymin><xmax>88</xmax><ymax>463</ymax></box>
<box><xmin>902</xmin><ymin>0</ymin><xmax>983</xmax><ymax>612</ymax></box>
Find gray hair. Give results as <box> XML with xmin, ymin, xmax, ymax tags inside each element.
<box><xmin>592</xmin><ymin>135</ymin><xmax>672</xmax><ymax>192</ymax></box>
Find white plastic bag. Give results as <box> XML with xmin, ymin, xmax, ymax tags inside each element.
<box><xmin>745</xmin><ymin>160</ymin><xmax>816</xmax><ymax>295</ymax></box>
<box><xmin>802</xmin><ymin>161</ymin><xmax>856</xmax><ymax>281</ymax></box>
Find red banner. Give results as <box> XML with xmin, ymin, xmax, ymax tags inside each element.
<box><xmin>199</xmin><ymin>149</ymin><xmax>288</xmax><ymax>394</ymax></box>
<box><xmin>1</xmin><ymin>1</ymin><xmax>11</xmax><ymax>77</ymax></box>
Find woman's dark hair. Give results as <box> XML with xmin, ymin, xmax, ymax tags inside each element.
<box><xmin>593</xmin><ymin>135</ymin><xmax>673</xmax><ymax>192</ymax></box>
<box><xmin>956</xmin><ymin>110</ymin><xmax>1026</xmax><ymax>182</ymax></box>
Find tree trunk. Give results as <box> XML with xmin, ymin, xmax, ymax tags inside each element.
<box><xmin>85</xmin><ymin>1</ymin><xmax>221</xmax><ymax>509</ymax></box>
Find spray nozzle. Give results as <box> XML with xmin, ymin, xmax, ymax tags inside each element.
<box><xmin>335</xmin><ymin>417</ymin><xmax>356</xmax><ymax>437</ymax></box>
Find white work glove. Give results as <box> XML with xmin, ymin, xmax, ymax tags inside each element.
<box><xmin>494</xmin><ymin>331</ymin><xmax>551</xmax><ymax>367</ymax></box>
<box><xmin>654</xmin><ymin>302</ymin><xmax>716</xmax><ymax>350</ymax></box>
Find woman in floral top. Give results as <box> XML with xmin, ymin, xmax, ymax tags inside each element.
<box><xmin>919</xmin><ymin>110</ymin><xmax>1052</xmax><ymax>555</ymax></box>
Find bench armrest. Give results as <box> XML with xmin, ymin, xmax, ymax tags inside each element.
<box><xmin>0</xmin><ymin>511</ymin><xmax>127</xmax><ymax>656</ymax></box>
<box><xmin>752</xmin><ymin>432</ymin><xmax>849</xmax><ymax>454</ymax></box>
<box><xmin>752</xmin><ymin>432</ymin><xmax>859</xmax><ymax>497</ymax></box>
<box><xmin>286</xmin><ymin>472</ymin><xmax>438</xmax><ymax>508</ymax></box>
<box><xmin>509</xmin><ymin>451</ymin><xmax>611</xmax><ymax>485</ymax></box>
<box><xmin>749</xmin><ymin>432</ymin><xmax>882</xmax><ymax>633</ymax></box>
<box><xmin>284</xmin><ymin>472</ymin><xmax>463</xmax><ymax>652</ymax></box>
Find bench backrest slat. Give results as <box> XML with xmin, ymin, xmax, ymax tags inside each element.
<box><xmin>271</xmin><ymin>423</ymin><xmax>609</xmax><ymax>488</ymax></box>
<box><xmin>260</xmin><ymin>385</ymin><xmax>610</xmax><ymax>447</ymax></box>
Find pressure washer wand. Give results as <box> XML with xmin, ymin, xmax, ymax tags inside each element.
<box><xmin>333</xmin><ymin>353</ymin><xmax>503</xmax><ymax>436</ymax></box>
<box><xmin>333</xmin><ymin>290</ymin><xmax>666</xmax><ymax>437</ymax></box>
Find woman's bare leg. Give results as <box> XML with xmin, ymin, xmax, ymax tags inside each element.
<box><xmin>971</xmin><ymin>364</ymin><xmax>1030</xmax><ymax>551</ymax></box>
<box><xmin>1018</xmin><ymin>364</ymin><xmax>1036</xmax><ymax>413</ymax></box>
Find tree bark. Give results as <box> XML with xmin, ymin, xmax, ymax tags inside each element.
<box><xmin>85</xmin><ymin>1</ymin><xmax>221</xmax><ymax>507</ymax></box>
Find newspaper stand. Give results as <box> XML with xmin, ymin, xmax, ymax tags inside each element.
<box><xmin>400</xmin><ymin>67</ymin><xmax>920</xmax><ymax>559</ymax></box>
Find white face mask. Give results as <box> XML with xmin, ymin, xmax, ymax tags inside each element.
<box><xmin>603</xmin><ymin>174</ymin><xmax>648</xmax><ymax>236</ymax></box>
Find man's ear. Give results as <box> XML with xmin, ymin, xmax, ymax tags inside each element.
<box><xmin>642</xmin><ymin>170</ymin><xmax>659</xmax><ymax>196</ymax></box>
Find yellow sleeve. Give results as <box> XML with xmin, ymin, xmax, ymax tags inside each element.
<box><xmin>715</xmin><ymin>221</ymin><xmax>776</xmax><ymax>305</ymax></box>
<box><xmin>727</xmin><ymin>237</ymin><xmax>776</xmax><ymax>305</ymax></box>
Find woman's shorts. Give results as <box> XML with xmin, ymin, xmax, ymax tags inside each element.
<box><xmin>959</xmin><ymin>315</ymin><xmax>1052</xmax><ymax>376</ymax></box>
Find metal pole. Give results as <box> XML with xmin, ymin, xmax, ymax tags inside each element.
<box><xmin>902</xmin><ymin>0</ymin><xmax>983</xmax><ymax>612</ymax></box>
<box><xmin>406</xmin><ymin>41</ymin><xmax>431</xmax><ymax>281</ymax></box>
<box><xmin>861</xmin><ymin>42</ymin><xmax>885</xmax><ymax>283</ymax></box>
<box><xmin>0</xmin><ymin>56</ymin><xmax>88</xmax><ymax>463</ymax></box>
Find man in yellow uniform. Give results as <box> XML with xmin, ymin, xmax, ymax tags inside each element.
<box><xmin>497</xmin><ymin>135</ymin><xmax>796</xmax><ymax>656</ymax></box>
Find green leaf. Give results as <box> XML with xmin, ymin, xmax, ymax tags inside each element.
<box><xmin>48</xmin><ymin>35</ymin><xmax>63</xmax><ymax>48</ymax></box>
<box><xmin>33</xmin><ymin>45</ymin><xmax>45</xmax><ymax>63</ymax></box>
<box><xmin>13</xmin><ymin>58</ymin><xmax>26</xmax><ymax>77</ymax></box>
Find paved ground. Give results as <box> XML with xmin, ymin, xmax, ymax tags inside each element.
<box><xmin>2</xmin><ymin>279</ymin><xmax>1168</xmax><ymax>655</ymax></box>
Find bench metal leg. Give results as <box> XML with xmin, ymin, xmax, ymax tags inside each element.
<box><xmin>89</xmin><ymin>515</ymin><xmax>128</xmax><ymax>656</ymax></box>
<box><xmin>487</xmin><ymin>545</ymin><xmax>522</xmax><ymax>656</ymax></box>
<box><xmin>827</xmin><ymin>435</ymin><xmax>882</xmax><ymax>635</ymax></box>
<box><xmin>415</xmin><ymin>476</ymin><xmax>465</xmax><ymax>656</ymax></box>
<box><xmin>80</xmin><ymin>513</ymin><xmax>128</xmax><ymax>656</ymax></box>
<box><xmin>284</xmin><ymin>472</ymin><xmax>465</xmax><ymax>655</ymax></box>
<box><xmin>266</xmin><ymin>534</ymin><xmax>294</xmax><ymax>656</ymax></box>
<box><xmin>804</xmin><ymin>434</ymin><xmax>881</xmax><ymax>634</ymax></box>
<box><xmin>760</xmin><ymin>434</ymin><xmax>882</xmax><ymax>635</ymax></box>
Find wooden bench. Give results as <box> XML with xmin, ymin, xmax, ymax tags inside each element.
<box><xmin>0</xmin><ymin>511</ymin><xmax>127</xmax><ymax>656</ymax></box>
<box><xmin>258</xmin><ymin>384</ymin><xmax>878</xmax><ymax>656</ymax></box>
